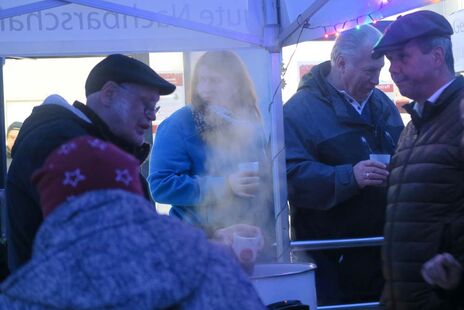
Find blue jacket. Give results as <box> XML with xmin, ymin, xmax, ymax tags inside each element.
<box><xmin>284</xmin><ymin>61</ymin><xmax>404</xmax><ymax>304</ymax></box>
<box><xmin>149</xmin><ymin>106</ymin><xmax>272</xmax><ymax>233</ymax></box>
<box><xmin>284</xmin><ymin>61</ymin><xmax>404</xmax><ymax>240</ymax></box>
<box><xmin>0</xmin><ymin>190</ymin><xmax>264</xmax><ymax>310</ymax></box>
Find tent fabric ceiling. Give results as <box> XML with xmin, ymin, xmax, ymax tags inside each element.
<box><xmin>0</xmin><ymin>0</ymin><xmax>436</xmax><ymax>57</ymax></box>
<box><xmin>281</xmin><ymin>0</ymin><xmax>436</xmax><ymax>46</ymax></box>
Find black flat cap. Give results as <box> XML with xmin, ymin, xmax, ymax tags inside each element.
<box><xmin>373</xmin><ymin>10</ymin><xmax>453</xmax><ymax>58</ymax></box>
<box><xmin>85</xmin><ymin>54</ymin><xmax>176</xmax><ymax>96</ymax></box>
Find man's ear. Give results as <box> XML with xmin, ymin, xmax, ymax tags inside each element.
<box><xmin>335</xmin><ymin>55</ymin><xmax>347</xmax><ymax>72</ymax></box>
<box><xmin>99</xmin><ymin>81</ymin><xmax>118</xmax><ymax>106</ymax></box>
<box><xmin>431</xmin><ymin>46</ymin><xmax>446</xmax><ymax>69</ymax></box>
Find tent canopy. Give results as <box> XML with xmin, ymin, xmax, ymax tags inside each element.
<box><xmin>0</xmin><ymin>0</ymin><xmax>434</xmax><ymax>57</ymax></box>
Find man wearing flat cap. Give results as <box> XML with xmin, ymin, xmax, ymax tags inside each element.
<box><xmin>373</xmin><ymin>10</ymin><xmax>464</xmax><ymax>309</ymax></box>
<box><xmin>5</xmin><ymin>54</ymin><xmax>175</xmax><ymax>272</ymax></box>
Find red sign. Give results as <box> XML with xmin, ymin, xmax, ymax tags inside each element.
<box><xmin>160</xmin><ymin>72</ymin><xmax>183</xmax><ymax>86</ymax></box>
<box><xmin>299</xmin><ymin>64</ymin><xmax>314</xmax><ymax>78</ymax></box>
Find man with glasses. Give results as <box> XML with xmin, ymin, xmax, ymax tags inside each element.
<box><xmin>5</xmin><ymin>54</ymin><xmax>175</xmax><ymax>272</ymax></box>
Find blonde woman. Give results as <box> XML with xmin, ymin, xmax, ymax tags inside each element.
<box><xmin>149</xmin><ymin>51</ymin><xmax>272</xmax><ymax>241</ymax></box>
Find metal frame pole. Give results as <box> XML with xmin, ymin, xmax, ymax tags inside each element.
<box><xmin>264</xmin><ymin>0</ymin><xmax>290</xmax><ymax>262</ymax></box>
<box><xmin>0</xmin><ymin>57</ymin><xmax>6</xmax><ymax>188</ymax></box>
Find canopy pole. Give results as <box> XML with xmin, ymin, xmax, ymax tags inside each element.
<box><xmin>278</xmin><ymin>0</ymin><xmax>330</xmax><ymax>46</ymax></box>
<box><xmin>0</xmin><ymin>57</ymin><xmax>6</xmax><ymax>188</ymax></box>
<box><xmin>264</xmin><ymin>0</ymin><xmax>290</xmax><ymax>262</ymax></box>
<box><xmin>0</xmin><ymin>1</ymin><xmax>66</xmax><ymax>20</ymax></box>
<box><xmin>269</xmin><ymin>51</ymin><xmax>290</xmax><ymax>262</ymax></box>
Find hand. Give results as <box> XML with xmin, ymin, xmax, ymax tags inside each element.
<box><xmin>353</xmin><ymin>160</ymin><xmax>389</xmax><ymax>188</ymax></box>
<box><xmin>228</xmin><ymin>170</ymin><xmax>260</xmax><ymax>198</ymax></box>
<box><xmin>422</xmin><ymin>253</ymin><xmax>463</xmax><ymax>290</ymax></box>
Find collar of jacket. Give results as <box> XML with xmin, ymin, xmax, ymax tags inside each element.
<box><xmin>403</xmin><ymin>75</ymin><xmax>464</xmax><ymax>129</ymax></box>
<box><xmin>73</xmin><ymin>101</ymin><xmax>150</xmax><ymax>164</ymax></box>
<box><xmin>298</xmin><ymin>61</ymin><xmax>392</xmax><ymax>128</ymax></box>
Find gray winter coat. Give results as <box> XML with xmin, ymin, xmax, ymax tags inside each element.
<box><xmin>0</xmin><ymin>189</ymin><xmax>264</xmax><ymax>310</ymax></box>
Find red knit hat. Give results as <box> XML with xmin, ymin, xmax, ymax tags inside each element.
<box><xmin>31</xmin><ymin>135</ymin><xmax>144</xmax><ymax>217</ymax></box>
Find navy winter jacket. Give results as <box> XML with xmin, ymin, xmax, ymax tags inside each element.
<box><xmin>284</xmin><ymin>61</ymin><xmax>404</xmax><ymax>240</ymax></box>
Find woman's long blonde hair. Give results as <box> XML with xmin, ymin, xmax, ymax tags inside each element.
<box><xmin>189</xmin><ymin>51</ymin><xmax>260</xmax><ymax>120</ymax></box>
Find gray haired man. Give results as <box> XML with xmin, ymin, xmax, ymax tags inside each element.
<box><xmin>284</xmin><ymin>25</ymin><xmax>404</xmax><ymax>305</ymax></box>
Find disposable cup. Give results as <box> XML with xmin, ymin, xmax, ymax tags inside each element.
<box><xmin>232</xmin><ymin>231</ymin><xmax>263</xmax><ymax>264</ymax></box>
<box><xmin>369</xmin><ymin>154</ymin><xmax>391</xmax><ymax>165</ymax></box>
<box><xmin>238</xmin><ymin>161</ymin><xmax>259</xmax><ymax>173</ymax></box>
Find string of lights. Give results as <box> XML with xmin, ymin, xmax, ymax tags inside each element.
<box><xmin>304</xmin><ymin>0</ymin><xmax>393</xmax><ymax>39</ymax></box>
<box><xmin>315</xmin><ymin>0</ymin><xmax>442</xmax><ymax>39</ymax></box>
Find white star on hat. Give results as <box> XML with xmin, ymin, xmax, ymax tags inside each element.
<box><xmin>58</xmin><ymin>142</ymin><xmax>77</xmax><ymax>155</ymax></box>
<box><xmin>115</xmin><ymin>169</ymin><xmax>132</xmax><ymax>186</ymax></box>
<box><xmin>63</xmin><ymin>169</ymin><xmax>86</xmax><ymax>187</ymax></box>
<box><xmin>87</xmin><ymin>139</ymin><xmax>107</xmax><ymax>150</ymax></box>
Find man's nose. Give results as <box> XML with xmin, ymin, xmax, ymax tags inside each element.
<box><xmin>389</xmin><ymin>61</ymin><xmax>399</xmax><ymax>75</ymax></box>
<box><xmin>145</xmin><ymin>109</ymin><xmax>157</xmax><ymax>121</ymax></box>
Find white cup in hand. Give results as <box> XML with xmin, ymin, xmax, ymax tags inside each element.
<box><xmin>232</xmin><ymin>230</ymin><xmax>263</xmax><ymax>264</ymax></box>
<box><xmin>368</xmin><ymin>154</ymin><xmax>390</xmax><ymax>187</ymax></box>
<box><xmin>238</xmin><ymin>161</ymin><xmax>259</xmax><ymax>173</ymax></box>
<box><xmin>369</xmin><ymin>154</ymin><xmax>391</xmax><ymax>165</ymax></box>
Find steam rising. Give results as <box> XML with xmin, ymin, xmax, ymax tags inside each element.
<box><xmin>190</xmin><ymin>51</ymin><xmax>275</xmax><ymax>255</ymax></box>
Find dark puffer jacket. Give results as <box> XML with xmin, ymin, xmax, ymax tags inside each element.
<box><xmin>383</xmin><ymin>76</ymin><xmax>464</xmax><ymax>310</ymax></box>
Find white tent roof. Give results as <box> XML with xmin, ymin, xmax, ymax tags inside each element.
<box><xmin>0</xmin><ymin>0</ymin><xmax>435</xmax><ymax>57</ymax></box>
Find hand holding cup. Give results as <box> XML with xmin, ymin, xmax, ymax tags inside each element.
<box><xmin>228</xmin><ymin>162</ymin><xmax>260</xmax><ymax>198</ymax></box>
<box><xmin>354</xmin><ymin>158</ymin><xmax>389</xmax><ymax>188</ymax></box>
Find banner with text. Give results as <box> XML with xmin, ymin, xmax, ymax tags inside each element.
<box><xmin>0</xmin><ymin>0</ymin><xmax>264</xmax><ymax>56</ymax></box>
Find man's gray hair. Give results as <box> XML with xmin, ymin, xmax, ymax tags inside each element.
<box><xmin>415</xmin><ymin>36</ymin><xmax>455</xmax><ymax>73</ymax></box>
<box><xmin>331</xmin><ymin>24</ymin><xmax>382</xmax><ymax>64</ymax></box>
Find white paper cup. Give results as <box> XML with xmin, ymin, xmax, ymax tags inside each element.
<box><xmin>238</xmin><ymin>161</ymin><xmax>259</xmax><ymax>173</ymax></box>
<box><xmin>369</xmin><ymin>154</ymin><xmax>391</xmax><ymax>165</ymax></box>
<box><xmin>232</xmin><ymin>231</ymin><xmax>263</xmax><ymax>264</ymax></box>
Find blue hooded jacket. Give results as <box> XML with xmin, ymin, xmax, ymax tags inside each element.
<box><xmin>148</xmin><ymin>105</ymin><xmax>273</xmax><ymax>235</ymax></box>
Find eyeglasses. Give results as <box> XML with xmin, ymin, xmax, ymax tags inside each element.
<box><xmin>118</xmin><ymin>84</ymin><xmax>160</xmax><ymax>119</ymax></box>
